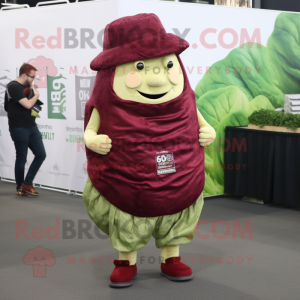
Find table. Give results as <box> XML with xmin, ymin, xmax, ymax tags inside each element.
<box><xmin>224</xmin><ymin>126</ymin><xmax>300</xmax><ymax>207</ymax></box>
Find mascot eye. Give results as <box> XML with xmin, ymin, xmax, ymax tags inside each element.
<box><xmin>134</xmin><ymin>61</ymin><xmax>145</xmax><ymax>71</ymax></box>
<box><xmin>162</xmin><ymin>58</ymin><xmax>174</xmax><ymax>69</ymax></box>
<box><xmin>137</xmin><ymin>63</ymin><xmax>144</xmax><ymax>70</ymax></box>
<box><xmin>167</xmin><ymin>61</ymin><xmax>173</xmax><ymax>69</ymax></box>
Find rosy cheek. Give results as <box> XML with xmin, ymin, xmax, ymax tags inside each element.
<box><xmin>168</xmin><ymin>67</ymin><xmax>182</xmax><ymax>85</ymax></box>
<box><xmin>125</xmin><ymin>72</ymin><xmax>141</xmax><ymax>88</ymax></box>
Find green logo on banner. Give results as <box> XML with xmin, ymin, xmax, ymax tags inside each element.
<box><xmin>47</xmin><ymin>74</ymin><xmax>66</xmax><ymax>119</ymax></box>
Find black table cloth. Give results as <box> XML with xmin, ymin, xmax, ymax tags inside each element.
<box><xmin>224</xmin><ymin>126</ymin><xmax>300</xmax><ymax>207</ymax></box>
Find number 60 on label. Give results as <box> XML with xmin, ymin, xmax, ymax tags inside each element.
<box><xmin>156</xmin><ymin>155</ymin><xmax>167</xmax><ymax>163</ymax></box>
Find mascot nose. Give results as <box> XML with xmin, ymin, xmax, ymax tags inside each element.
<box><xmin>146</xmin><ymin>75</ymin><xmax>166</xmax><ymax>87</ymax></box>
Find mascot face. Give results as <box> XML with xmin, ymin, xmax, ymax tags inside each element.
<box><xmin>113</xmin><ymin>54</ymin><xmax>184</xmax><ymax>104</ymax></box>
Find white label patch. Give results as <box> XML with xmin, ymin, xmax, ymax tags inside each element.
<box><xmin>155</xmin><ymin>150</ymin><xmax>176</xmax><ymax>175</ymax></box>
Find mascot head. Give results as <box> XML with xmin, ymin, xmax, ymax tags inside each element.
<box><xmin>90</xmin><ymin>13</ymin><xmax>189</xmax><ymax>104</ymax></box>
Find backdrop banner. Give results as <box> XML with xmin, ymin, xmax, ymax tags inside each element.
<box><xmin>1</xmin><ymin>0</ymin><xmax>296</xmax><ymax>195</ymax></box>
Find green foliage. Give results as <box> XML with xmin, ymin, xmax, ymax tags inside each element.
<box><xmin>267</xmin><ymin>13</ymin><xmax>300</xmax><ymax>94</ymax></box>
<box><xmin>195</xmin><ymin>43</ymin><xmax>284</xmax><ymax>108</ymax></box>
<box><xmin>195</xmin><ymin>12</ymin><xmax>300</xmax><ymax>195</ymax></box>
<box><xmin>195</xmin><ymin>12</ymin><xmax>300</xmax><ymax>196</ymax></box>
<box><xmin>248</xmin><ymin>95</ymin><xmax>275</xmax><ymax>115</ymax></box>
<box><xmin>248</xmin><ymin>109</ymin><xmax>300</xmax><ymax>131</ymax></box>
<box><xmin>196</xmin><ymin>86</ymin><xmax>249</xmax><ymax>195</ymax></box>
<box><xmin>196</xmin><ymin>86</ymin><xmax>249</xmax><ymax>158</ymax></box>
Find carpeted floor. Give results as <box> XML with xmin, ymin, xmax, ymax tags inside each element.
<box><xmin>0</xmin><ymin>179</ymin><xmax>299</xmax><ymax>300</ymax></box>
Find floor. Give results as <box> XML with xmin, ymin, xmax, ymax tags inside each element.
<box><xmin>0</xmin><ymin>179</ymin><xmax>299</xmax><ymax>300</ymax></box>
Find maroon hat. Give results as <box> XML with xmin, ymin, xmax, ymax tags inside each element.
<box><xmin>90</xmin><ymin>13</ymin><xmax>189</xmax><ymax>71</ymax></box>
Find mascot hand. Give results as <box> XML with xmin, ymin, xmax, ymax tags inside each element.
<box><xmin>86</xmin><ymin>133</ymin><xmax>112</xmax><ymax>155</ymax></box>
<box><xmin>197</xmin><ymin>109</ymin><xmax>216</xmax><ymax>147</ymax></box>
<box><xmin>199</xmin><ymin>126</ymin><xmax>216</xmax><ymax>147</ymax></box>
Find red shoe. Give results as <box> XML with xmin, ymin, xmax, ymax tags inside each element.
<box><xmin>161</xmin><ymin>256</ymin><xmax>193</xmax><ymax>281</ymax></box>
<box><xmin>20</xmin><ymin>184</ymin><xmax>39</xmax><ymax>196</ymax></box>
<box><xmin>109</xmin><ymin>260</ymin><xmax>138</xmax><ymax>288</ymax></box>
<box><xmin>16</xmin><ymin>189</ymin><xmax>28</xmax><ymax>197</ymax></box>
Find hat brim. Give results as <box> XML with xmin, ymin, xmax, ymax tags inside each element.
<box><xmin>90</xmin><ymin>33</ymin><xmax>189</xmax><ymax>71</ymax></box>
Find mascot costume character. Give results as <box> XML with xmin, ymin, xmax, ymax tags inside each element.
<box><xmin>83</xmin><ymin>13</ymin><xmax>216</xmax><ymax>288</ymax></box>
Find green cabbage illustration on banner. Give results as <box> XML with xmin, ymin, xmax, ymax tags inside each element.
<box><xmin>195</xmin><ymin>12</ymin><xmax>300</xmax><ymax>196</ymax></box>
<box><xmin>267</xmin><ymin>13</ymin><xmax>300</xmax><ymax>94</ymax></box>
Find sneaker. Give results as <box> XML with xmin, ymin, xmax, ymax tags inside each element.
<box><xmin>109</xmin><ymin>260</ymin><xmax>138</xmax><ymax>288</ymax></box>
<box><xmin>16</xmin><ymin>189</ymin><xmax>28</xmax><ymax>197</ymax></box>
<box><xmin>20</xmin><ymin>184</ymin><xmax>39</xmax><ymax>196</ymax></box>
<box><xmin>161</xmin><ymin>256</ymin><xmax>193</xmax><ymax>281</ymax></box>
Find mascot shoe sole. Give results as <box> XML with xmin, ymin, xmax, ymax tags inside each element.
<box><xmin>109</xmin><ymin>273</ymin><xmax>138</xmax><ymax>288</ymax></box>
<box><xmin>160</xmin><ymin>272</ymin><xmax>193</xmax><ymax>282</ymax></box>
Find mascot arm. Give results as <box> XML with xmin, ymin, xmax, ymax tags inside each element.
<box><xmin>197</xmin><ymin>109</ymin><xmax>216</xmax><ymax>147</ymax></box>
<box><xmin>84</xmin><ymin>107</ymin><xmax>112</xmax><ymax>155</ymax></box>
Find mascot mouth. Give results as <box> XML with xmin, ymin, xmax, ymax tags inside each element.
<box><xmin>137</xmin><ymin>90</ymin><xmax>170</xmax><ymax>99</ymax></box>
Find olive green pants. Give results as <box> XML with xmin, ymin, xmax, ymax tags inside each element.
<box><xmin>82</xmin><ymin>177</ymin><xmax>204</xmax><ymax>252</ymax></box>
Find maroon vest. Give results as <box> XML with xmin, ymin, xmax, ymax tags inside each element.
<box><xmin>84</xmin><ymin>57</ymin><xmax>205</xmax><ymax>217</ymax></box>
